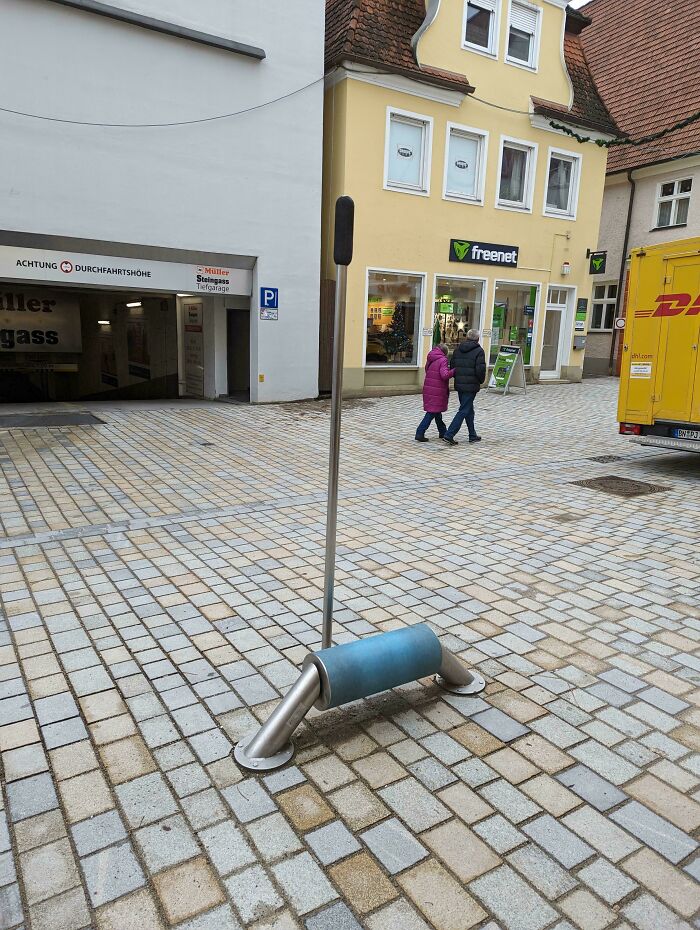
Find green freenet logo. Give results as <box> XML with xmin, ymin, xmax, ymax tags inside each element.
<box><xmin>453</xmin><ymin>240</ymin><xmax>471</xmax><ymax>260</ymax></box>
<box><xmin>592</xmin><ymin>256</ymin><xmax>604</xmax><ymax>270</ymax></box>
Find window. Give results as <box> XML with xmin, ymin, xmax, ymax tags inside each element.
<box><xmin>497</xmin><ymin>138</ymin><xmax>536</xmax><ymax>210</ymax></box>
<box><xmin>506</xmin><ymin>1</ymin><xmax>541</xmax><ymax>69</ymax></box>
<box><xmin>385</xmin><ymin>110</ymin><xmax>432</xmax><ymax>195</ymax></box>
<box><xmin>464</xmin><ymin>0</ymin><xmax>499</xmax><ymax>56</ymax></box>
<box><xmin>590</xmin><ymin>282</ymin><xmax>618</xmax><ymax>331</ymax></box>
<box><xmin>434</xmin><ymin>277</ymin><xmax>485</xmax><ymax>354</ymax></box>
<box><xmin>444</xmin><ymin>125</ymin><xmax>487</xmax><ymax>203</ymax></box>
<box><xmin>655</xmin><ymin>178</ymin><xmax>692</xmax><ymax>228</ymax></box>
<box><xmin>366</xmin><ymin>271</ymin><xmax>423</xmax><ymax>366</ymax></box>
<box><xmin>544</xmin><ymin>149</ymin><xmax>581</xmax><ymax>218</ymax></box>
<box><xmin>490</xmin><ymin>282</ymin><xmax>539</xmax><ymax>365</ymax></box>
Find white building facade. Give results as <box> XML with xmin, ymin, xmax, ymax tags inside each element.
<box><xmin>0</xmin><ymin>0</ymin><xmax>324</xmax><ymax>403</ymax></box>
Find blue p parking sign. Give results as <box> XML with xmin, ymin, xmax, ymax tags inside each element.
<box><xmin>260</xmin><ymin>287</ymin><xmax>278</xmax><ymax>309</ymax></box>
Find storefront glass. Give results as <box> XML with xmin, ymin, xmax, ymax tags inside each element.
<box><xmin>433</xmin><ymin>277</ymin><xmax>484</xmax><ymax>354</ymax></box>
<box><xmin>366</xmin><ymin>271</ymin><xmax>422</xmax><ymax>365</ymax></box>
<box><xmin>490</xmin><ymin>281</ymin><xmax>538</xmax><ymax>365</ymax></box>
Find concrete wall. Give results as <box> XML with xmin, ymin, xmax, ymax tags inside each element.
<box><xmin>0</xmin><ymin>0</ymin><xmax>325</xmax><ymax>402</ymax></box>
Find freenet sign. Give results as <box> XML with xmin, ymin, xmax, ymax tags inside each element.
<box><xmin>450</xmin><ymin>239</ymin><xmax>519</xmax><ymax>267</ymax></box>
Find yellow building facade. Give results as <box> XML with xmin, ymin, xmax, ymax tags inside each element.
<box><xmin>323</xmin><ymin>0</ymin><xmax>617</xmax><ymax>394</ymax></box>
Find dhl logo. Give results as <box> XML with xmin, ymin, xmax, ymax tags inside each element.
<box><xmin>635</xmin><ymin>293</ymin><xmax>700</xmax><ymax>318</ymax></box>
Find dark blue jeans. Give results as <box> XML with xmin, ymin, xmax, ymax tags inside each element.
<box><xmin>446</xmin><ymin>391</ymin><xmax>477</xmax><ymax>439</ymax></box>
<box><xmin>416</xmin><ymin>412</ymin><xmax>446</xmax><ymax>438</ymax></box>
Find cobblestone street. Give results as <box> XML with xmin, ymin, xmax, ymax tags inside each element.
<box><xmin>1</xmin><ymin>378</ymin><xmax>699</xmax><ymax>930</ymax></box>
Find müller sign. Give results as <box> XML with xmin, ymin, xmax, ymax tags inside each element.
<box><xmin>450</xmin><ymin>238</ymin><xmax>519</xmax><ymax>267</ymax></box>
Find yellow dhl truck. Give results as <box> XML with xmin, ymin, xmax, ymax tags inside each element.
<box><xmin>618</xmin><ymin>237</ymin><xmax>700</xmax><ymax>452</ymax></box>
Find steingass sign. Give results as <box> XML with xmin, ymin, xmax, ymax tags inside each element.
<box><xmin>450</xmin><ymin>238</ymin><xmax>519</xmax><ymax>267</ymax></box>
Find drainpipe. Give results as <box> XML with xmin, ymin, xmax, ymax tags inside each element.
<box><xmin>609</xmin><ymin>168</ymin><xmax>636</xmax><ymax>374</ymax></box>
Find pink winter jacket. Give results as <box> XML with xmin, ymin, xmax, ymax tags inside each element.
<box><xmin>422</xmin><ymin>347</ymin><xmax>455</xmax><ymax>412</ymax></box>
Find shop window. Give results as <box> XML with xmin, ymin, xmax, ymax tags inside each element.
<box><xmin>463</xmin><ymin>0</ymin><xmax>499</xmax><ymax>56</ymax></box>
<box><xmin>444</xmin><ymin>125</ymin><xmax>487</xmax><ymax>203</ymax></box>
<box><xmin>385</xmin><ymin>110</ymin><xmax>432</xmax><ymax>195</ymax></box>
<box><xmin>590</xmin><ymin>282</ymin><xmax>617</xmax><ymax>331</ymax></box>
<box><xmin>506</xmin><ymin>0</ymin><xmax>541</xmax><ymax>69</ymax></box>
<box><xmin>366</xmin><ymin>271</ymin><xmax>422</xmax><ymax>366</ymax></box>
<box><xmin>490</xmin><ymin>281</ymin><xmax>538</xmax><ymax>365</ymax></box>
<box><xmin>544</xmin><ymin>149</ymin><xmax>581</xmax><ymax>218</ymax></box>
<box><xmin>655</xmin><ymin>178</ymin><xmax>692</xmax><ymax>228</ymax></box>
<box><xmin>433</xmin><ymin>277</ymin><xmax>485</xmax><ymax>355</ymax></box>
<box><xmin>498</xmin><ymin>138</ymin><xmax>536</xmax><ymax>210</ymax></box>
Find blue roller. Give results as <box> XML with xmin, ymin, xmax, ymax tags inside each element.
<box><xmin>304</xmin><ymin>624</ymin><xmax>443</xmax><ymax>710</ymax></box>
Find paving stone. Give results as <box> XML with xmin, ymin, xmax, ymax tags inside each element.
<box><xmin>473</xmin><ymin>814</ymin><xmax>527</xmax><ymax>854</ymax></box>
<box><xmin>1</xmin><ymin>743</ymin><xmax>48</xmax><ymax>782</ymax></box>
<box><xmin>471</xmin><ymin>864</ymin><xmax>558</xmax><ymax>930</ymax></box>
<box><xmin>361</xmin><ymin>817</ymin><xmax>428</xmax><ymax>874</ymax></box>
<box><xmin>116</xmin><ymin>772</ymin><xmax>178</xmax><ymax>828</ymax></box>
<box><xmin>398</xmin><ymin>859</ymin><xmax>486</xmax><ymax>930</ymax></box>
<box><xmin>71</xmin><ymin>809</ymin><xmax>127</xmax><ymax>857</ymax></box>
<box><xmin>563</xmin><ymin>805</ymin><xmax>640</xmax><ymax>862</ymax></box>
<box><xmin>578</xmin><ymin>857</ymin><xmax>637</xmax><ymax>905</ymax></box>
<box><xmin>305</xmin><ymin>820</ymin><xmax>361</xmax><ymax>866</ymax></box>
<box><xmin>559</xmin><ymin>888</ymin><xmax>615</xmax><ymax>930</ymax></box>
<box><xmin>454</xmin><ymin>757</ymin><xmax>498</xmax><ymax>788</ymax></box>
<box><xmin>420</xmin><ymin>731</ymin><xmax>470</xmax><ymax>764</ymax></box>
<box><xmin>0</xmin><ymin>884</ymin><xmax>23</xmax><ymax>930</ymax></box>
<box><xmin>263</xmin><ymin>766</ymin><xmax>306</xmax><ymax>794</ymax></box>
<box><xmin>181</xmin><ymin>788</ymin><xmax>229</xmax><ymax>830</ymax></box>
<box><xmin>626</xmin><ymin>773</ymin><xmax>700</xmax><ymax>831</ymax></box>
<box><xmin>423</xmin><ymin>818</ymin><xmax>499</xmax><ymax>882</ymax></box>
<box><xmin>154</xmin><ymin>857</ymin><xmax>225</xmax><ymax>924</ymax></box>
<box><xmin>82</xmin><ymin>840</ymin><xmax>145</xmax><ymax>906</ymax></box>
<box><xmin>246</xmin><ymin>811</ymin><xmax>303</xmax><ymax>862</ymax></box>
<box><xmin>569</xmin><ymin>740</ymin><xmax>640</xmax><ymax>785</ymax></box>
<box><xmin>20</xmin><ymin>837</ymin><xmax>80</xmax><ymax>905</ymax></box>
<box><xmin>610</xmin><ymin>801</ymin><xmax>698</xmax><ymax>864</ymax></box>
<box><xmin>222</xmin><ymin>779</ymin><xmax>276</xmax><ymax>823</ymax></box>
<box><xmin>303</xmin><ymin>755</ymin><xmax>355</xmax><ymax>792</ymax></box>
<box><xmin>622</xmin><ymin>847</ymin><xmax>700</xmax><ymax>918</ymax></box>
<box><xmin>94</xmin><ymin>887</ymin><xmax>166</xmax><ymax>930</ymax></box>
<box><xmin>14</xmin><ymin>809</ymin><xmax>66</xmax><ymax>854</ymax></box>
<box><xmin>6</xmin><ymin>772</ymin><xmax>58</xmax><ymax>822</ymax></box>
<box><xmin>34</xmin><ymin>692</ymin><xmax>79</xmax><ymax>725</ymax></box>
<box><xmin>638</xmin><ymin>686</ymin><xmax>689</xmax><ymax>715</ymax></box>
<box><xmin>199</xmin><ymin>819</ymin><xmax>257</xmax><ymax>875</ymax></box>
<box><xmin>478</xmin><ymin>779</ymin><xmax>541</xmax><ymax>824</ymax></box>
<box><xmin>408</xmin><ymin>756</ymin><xmax>456</xmax><ymax>790</ymax></box>
<box><xmin>485</xmin><ymin>747</ymin><xmax>539</xmax><ymax>784</ymax></box>
<box><xmin>329</xmin><ymin>851</ymin><xmax>394</xmax><ymax>915</ymax></box>
<box><xmin>59</xmin><ymin>768</ymin><xmax>113</xmax><ymax>823</ymax></box>
<box><xmin>29</xmin><ymin>886</ymin><xmax>91</xmax><ymax>930</ymax></box>
<box><xmin>471</xmin><ymin>708</ymin><xmax>529</xmax><ymax>743</ymax></box>
<box><xmin>507</xmin><ymin>843</ymin><xmax>578</xmax><ymax>900</ymax></box>
<box><xmin>513</xmin><ymin>734</ymin><xmax>572</xmax><ymax>774</ymax></box>
<box><xmin>42</xmin><ymin>716</ymin><xmax>90</xmax><ymax>749</ymax></box>
<box><xmin>378</xmin><ymin>777</ymin><xmax>451</xmax><ymax>831</ymax></box>
<box><xmin>176</xmin><ymin>903</ymin><xmax>241</xmax><ymax>930</ymax></box>
<box><xmin>555</xmin><ymin>763</ymin><xmax>627</xmax><ymax>811</ymax></box>
<box><xmin>351</xmin><ymin>751</ymin><xmax>405</xmax><ymax>788</ymax></box>
<box><xmin>134</xmin><ymin>814</ymin><xmax>200</xmax><ymax>873</ymax></box>
<box><xmin>622</xmin><ymin>893</ymin><xmax>694</xmax><ymax>930</ymax></box>
<box><xmin>305</xmin><ymin>902</ymin><xmax>363</xmax><ymax>930</ymax></box>
<box><xmin>224</xmin><ymin>864</ymin><xmax>282</xmax><ymax>923</ymax></box>
<box><xmin>365</xmin><ymin>899</ymin><xmax>431</xmax><ymax>930</ymax></box>
<box><xmin>523</xmin><ymin>814</ymin><xmax>594</xmax><ymax>868</ymax></box>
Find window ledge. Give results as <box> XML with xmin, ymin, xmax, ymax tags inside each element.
<box><xmin>505</xmin><ymin>57</ymin><xmax>537</xmax><ymax>72</ymax></box>
<box><xmin>650</xmin><ymin>223</ymin><xmax>688</xmax><ymax>232</ymax></box>
<box><xmin>364</xmin><ymin>364</ymin><xmax>420</xmax><ymax>370</ymax></box>
<box><xmin>544</xmin><ymin>209</ymin><xmax>576</xmax><ymax>220</ymax></box>
<box><xmin>444</xmin><ymin>193</ymin><xmax>484</xmax><ymax>206</ymax></box>
<box><xmin>588</xmin><ymin>329</ymin><xmax>613</xmax><ymax>333</ymax></box>
<box><xmin>496</xmin><ymin>202</ymin><xmax>533</xmax><ymax>214</ymax></box>
<box><xmin>384</xmin><ymin>185</ymin><xmax>430</xmax><ymax>198</ymax></box>
<box><xmin>461</xmin><ymin>42</ymin><xmax>498</xmax><ymax>60</ymax></box>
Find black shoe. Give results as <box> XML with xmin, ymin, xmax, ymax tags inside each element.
<box><xmin>469</xmin><ymin>435</ymin><xmax>482</xmax><ymax>443</ymax></box>
<box><xmin>415</xmin><ymin>436</ymin><xmax>429</xmax><ymax>443</ymax></box>
<box><xmin>442</xmin><ymin>436</ymin><xmax>458</xmax><ymax>446</ymax></box>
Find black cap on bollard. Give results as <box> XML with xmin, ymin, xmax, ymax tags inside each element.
<box><xmin>333</xmin><ymin>196</ymin><xmax>355</xmax><ymax>267</ymax></box>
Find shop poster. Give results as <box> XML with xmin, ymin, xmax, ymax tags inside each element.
<box><xmin>183</xmin><ymin>301</ymin><xmax>204</xmax><ymax>397</ymax></box>
<box><xmin>127</xmin><ymin>310</ymin><xmax>150</xmax><ymax>380</ymax></box>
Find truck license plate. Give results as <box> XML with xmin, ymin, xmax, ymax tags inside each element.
<box><xmin>673</xmin><ymin>429</ymin><xmax>700</xmax><ymax>440</ymax></box>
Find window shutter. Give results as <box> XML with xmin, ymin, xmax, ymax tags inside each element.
<box><xmin>475</xmin><ymin>0</ymin><xmax>497</xmax><ymax>11</ymax></box>
<box><xmin>510</xmin><ymin>1</ymin><xmax>539</xmax><ymax>35</ymax></box>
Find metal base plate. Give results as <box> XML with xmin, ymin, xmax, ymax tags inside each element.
<box><xmin>233</xmin><ymin>733</ymin><xmax>295</xmax><ymax>772</ymax></box>
<box><xmin>435</xmin><ymin>672</ymin><xmax>486</xmax><ymax>696</ymax></box>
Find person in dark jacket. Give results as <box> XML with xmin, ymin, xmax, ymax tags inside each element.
<box><xmin>415</xmin><ymin>344</ymin><xmax>455</xmax><ymax>441</ymax></box>
<box><xmin>442</xmin><ymin>329</ymin><xmax>486</xmax><ymax>445</ymax></box>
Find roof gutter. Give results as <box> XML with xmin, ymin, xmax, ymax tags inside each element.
<box><xmin>339</xmin><ymin>53</ymin><xmax>474</xmax><ymax>94</ymax></box>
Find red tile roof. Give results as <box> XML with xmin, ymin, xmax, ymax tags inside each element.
<box><xmin>325</xmin><ymin>0</ymin><xmax>474</xmax><ymax>93</ymax></box>
<box><xmin>325</xmin><ymin>0</ymin><xmax>616</xmax><ymax>137</ymax></box>
<box><xmin>580</xmin><ymin>0</ymin><xmax>700</xmax><ymax>173</ymax></box>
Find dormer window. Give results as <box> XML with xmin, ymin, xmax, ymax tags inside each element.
<box><xmin>506</xmin><ymin>0</ymin><xmax>541</xmax><ymax>69</ymax></box>
<box><xmin>463</xmin><ymin>0</ymin><xmax>500</xmax><ymax>57</ymax></box>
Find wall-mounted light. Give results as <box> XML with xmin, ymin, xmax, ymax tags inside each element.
<box><xmin>97</xmin><ymin>320</ymin><xmax>110</xmax><ymax>325</ymax></box>
<box><xmin>177</xmin><ymin>293</ymin><xmax>193</xmax><ymax>298</ymax></box>
<box><xmin>126</xmin><ymin>301</ymin><xmax>142</xmax><ymax>308</ymax></box>
<box><xmin>561</xmin><ymin>262</ymin><xmax>571</xmax><ymax>276</ymax></box>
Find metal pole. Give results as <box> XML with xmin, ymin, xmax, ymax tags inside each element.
<box><xmin>322</xmin><ymin>262</ymin><xmax>348</xmax><ymax>649</ymax></box>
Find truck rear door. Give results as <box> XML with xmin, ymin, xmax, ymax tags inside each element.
<box><xmin>653</xmin><ymin>254</ymin><xmax>700</xmax><ymax>424</ymax></box>
<box><xmin>619</xmin><ymin>254</ymin><xmax>660</xmax><ymax>425</ymax></box>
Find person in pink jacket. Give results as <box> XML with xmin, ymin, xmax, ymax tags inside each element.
<box><xmin>415</xmin><ymin>344</ymin><xmax>455</xmax><ymax>442</ymax></box>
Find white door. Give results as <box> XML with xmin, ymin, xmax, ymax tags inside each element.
<box><xmin>540</xmin><ymin>287</ymin><xmax>569</xmax><ymax>379</ymax></box>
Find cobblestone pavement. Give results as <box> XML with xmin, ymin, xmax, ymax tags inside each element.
<box><xmin>1</xmin><ymin>378</ymin><xmax>699</xmax><ymax>930</ymax></box>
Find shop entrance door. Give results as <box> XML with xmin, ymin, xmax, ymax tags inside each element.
<box><xmin>541</xmin><ymin>288</ymin><xmax>569</xmax><ymax>379</ymax></box>
<box><xmin>227</xmin><ymin>308</ymin><xmax>250</xmax><ymax>400</ymax></box>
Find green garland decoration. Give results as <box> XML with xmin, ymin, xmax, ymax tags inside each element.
<box><xmin>549</xmin><ymin>108</ymin><xmax>700</xmax><ymax>148</ymax></box>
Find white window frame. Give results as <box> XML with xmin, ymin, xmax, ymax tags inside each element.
<box><xmin>653</xmin><ymin>177</ymin><xmax>692</xmax><ymax>230</ymax></box>
<box><xmin>490</xmin><ymin>279</ymin><xmax>542</xmax><ymax>368</ymax></box>
<box><xmin>363</xmin><ymin>267</ymin><xmax>427</xmax><ymax>369</ymax></box>
<box><xmin>383</xmin><ymin>108</ymin><xmax>433</xmax><ymax>197</ymax></box>
<box><xmin>496</xmin><ymin>135</ymin><xmax>538</xmax><ymax>213</ymax></box>
<box><xmin>462</xmin><ymin>0</ymin><xmax>501</xmax><ymax>59</ymax></box>
<box><xmin>589</xmin><ymin>281</ymin><xmax>618</xmax><ymax>332</ymax></box>
<box><xmin>432</xmin><ymin>272</ymin><xmax>489</xmax><ymax>349</ymax></box>
<box><xmin>505</xmin><ymin>0</ymin><xmax>542</xmax><ymax>71</ymax></box>
<box><xmin>543</xmin><ymin>146</ymin><xmax>582</xmax><ymax>220</ymax></box>
<box><xmin>442</xmin><ymin>123</ymin><xmax>489</xmax><ymax>205</ymax></box>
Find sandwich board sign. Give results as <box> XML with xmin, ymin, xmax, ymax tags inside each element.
<box><xmin>488</xmin><ymin>345</ymin><xmax>526</xmax><ymax>395</ymax></box>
